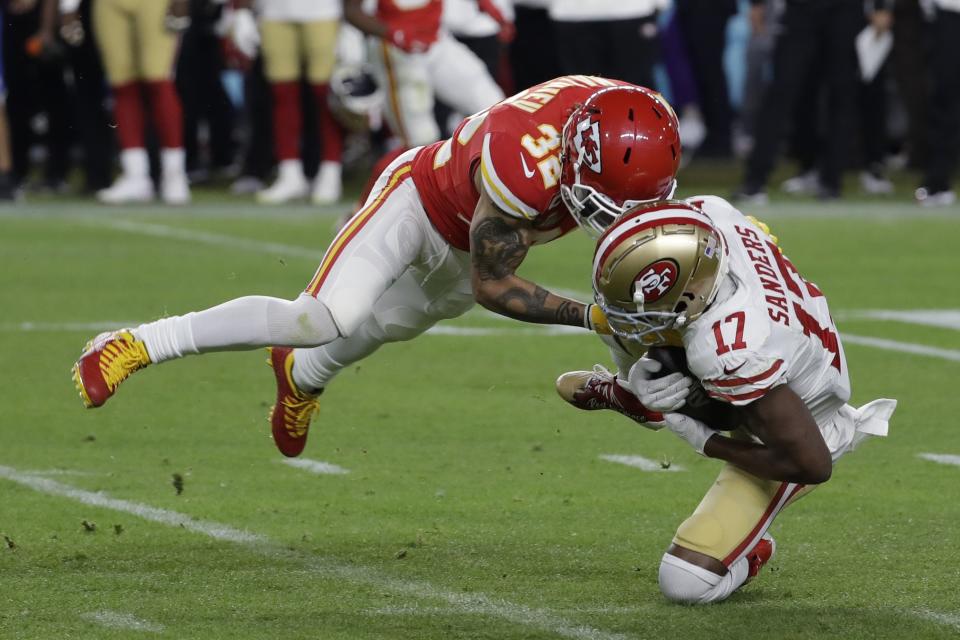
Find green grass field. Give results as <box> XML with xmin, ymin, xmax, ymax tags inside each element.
<box><xmin>1</xmin><ymin>187</ymin><xmax>959</xmax><ymax>639</ymax></box>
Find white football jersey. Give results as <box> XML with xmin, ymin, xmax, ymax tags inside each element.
<box><xmin>681</xmin><ymin>196</ymin><xmax>851</xmax><ymax>427</ymax></box>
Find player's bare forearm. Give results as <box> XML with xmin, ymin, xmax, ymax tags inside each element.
<box><xmin>342</xmin><ymin>0</ymin><xmax>387</xmax><ymax>38</ymax></box>
<box><xmin>703</xmin><ymin>435</ymin><xmax>827</xmax><ymax>484</ymax></box>
<box><xmin>704</xmin><ymin>385</ymin><xmax>833</xmax><ymax>484</ymax></box>
<box><xmin>469</xmin><ymin>203</ymin><xmax>586</xmax><ymax>327</ymax></box>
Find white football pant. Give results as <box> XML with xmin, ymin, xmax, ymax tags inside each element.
<box><xmin>370</xmin><ymin>31</ymin><xmax>505</xmax><ymax>147</ymax></box>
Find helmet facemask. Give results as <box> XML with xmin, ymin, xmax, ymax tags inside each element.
<box><xmin>561</xmin><ymin>178</ymin><xmax>677</xmax><ymax>238</ymax></box>
<box><xmin>559</xmin><ymin>86</ymin><xmax>681</xmax><ymax>238</ymax></box>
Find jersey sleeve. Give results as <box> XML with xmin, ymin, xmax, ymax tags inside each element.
<box><xmin>479</xmin><ymin>132</ymin><xmax>549</xmax><ymax>220</ymax></box>
<box><xmin>697</xmin><ymin>350</ymin><xmax>787</xmax><ymax>406</ymax></box>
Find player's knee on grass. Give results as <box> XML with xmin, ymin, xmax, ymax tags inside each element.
<box><xmin>658</xmin><ymin>553</ymin><xmax>746</xmax><ymax>605</ymax></box>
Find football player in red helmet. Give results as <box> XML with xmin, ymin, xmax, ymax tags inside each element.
<box><xmin>72</xmin><ymin>76</ymin><xmax>682</xmax><ymax>460</ymax></box>
<box><xmin>560</xmin><ymin>86</ymin><xmax>680</xmax><ymax>236</ymax></box>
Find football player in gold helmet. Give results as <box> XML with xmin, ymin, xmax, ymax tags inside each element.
<box><xmin>557</xmin><ymin>198</ymin><xmax>896</xmax><ymax>604</ymax></box>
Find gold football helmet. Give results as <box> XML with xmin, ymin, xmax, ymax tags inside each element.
<box><xmin>592</xmin><ymin>200</ymin><xmax>728</xmax><ymax>344</ymax></box>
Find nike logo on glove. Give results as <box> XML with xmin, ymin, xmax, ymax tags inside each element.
<box><xmin>723</xmin><ymin>362</ymin><xmax>745</xmax><ymax>375</ymax></box>
<box><xmin>520</xmin><ymin>153</ymin><xmax>536</xmax><ymax>179</ymax></box>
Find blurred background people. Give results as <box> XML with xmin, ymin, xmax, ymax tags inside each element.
<box><xmin>509</xmin><ymin>0</ymin><xmax>557</xmax><ymax>91</ymax></box>
<box><xmin>342</xmin><ymin>0</ymin><xmax>505</xmax><ymax>207</ymax></box>
<box><xmin>4</xmin><ymin>0</ymin><xmax>71</xmax><ymax>192</ymax></box>
<box><xmin>88</xmin><ymin>0</ymin><xmax>191</xmax><ymax>204</ymax></box>
<box><xmin>343</xmin><ymin>0</ymin><xmax>505</xmax><ymax>150</ymax></box>
<box><xmin>1</xmin><ymin>0</ymin><xmax>957</xmax><ymax>208</ymax></box>
<box><xmin>674</xmin><ymin>0</ymin><xmax>738</xmax><ymax>158</ymax></box>
<box><xmin>548</xmin><ymin>0</ymin><xmax>668</xmax><ymax>90</ymax></box>
<box><xmin>176</xmin><ymin>0</ymin><xmax>237</xmax><ymax>185</ymax></box>
<box><xmin>226</xmin><ymin>0</ymin><xmax>346</xmax><ymax>205</ymax></box>
<box><xmin>916</xmin><ymin>0</ymin><xmax>960</xmax><ymax>206</ymax></box>
<box><xmin>737</xmin><ymin>0</ymin><xmax>867</xmax><ymax>202</ymax></box>
<box><xmin>0</xmin><ymin>0</ymin><xmax>16</xmax><ymax>201</ymax></box>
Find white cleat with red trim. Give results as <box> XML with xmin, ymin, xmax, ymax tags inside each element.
<box><xmin>556</xmin><ymin>365</ymin><xmax>665</xmax><ymax>427</ymax></box>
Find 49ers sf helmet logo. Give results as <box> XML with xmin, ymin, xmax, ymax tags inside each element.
<box><xmin>573</xmin><ymin>117</ymin><xmax>602</xmax><ymax>174</ymax></box>
<box><xmin>634</xmin><ymin>259</ymin><xmax>679</xmax><ymax>303</ymax></box>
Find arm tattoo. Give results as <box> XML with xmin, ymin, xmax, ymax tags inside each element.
<box><xmin>494</xmin><ymin>284</ymin><xmax>550</xmax><ymax>320</ymax></box>
<box><xmin>470</xmin><ymin>212</ymin><xmax>586</xmax><ymax>327</ymax></box>
<box><xmin>470</xmin><ymin>216</ymin><xmax>529</xmax><ymax>281</ymax></box>
<box><xmin>555</xmin><ymin>300</ymin><xmax>584</xmax><ymax>326</ymax></box>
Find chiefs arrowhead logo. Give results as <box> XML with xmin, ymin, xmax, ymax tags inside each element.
<box><xmin>573</xmin><ymin>117</ymin><xmax>602</xmax><ymax>174</ymax></box>
<box><xmin>634</xmin><ymin>259</ymin><xmax>679</xmax><ymax>304</ymax></box>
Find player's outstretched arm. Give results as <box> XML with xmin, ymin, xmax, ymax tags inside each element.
<box><xmin>469</xmin><ymin>189</ymin><xmax>595</xmax><ymax>329</ymax></box>
<box><xmin>697</xmin><ymin>385</ymin><xmax>833</xmax><ymax>485</ymax></box>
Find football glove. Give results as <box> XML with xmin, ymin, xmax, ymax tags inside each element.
<box><xmin>662</xmin><ymin>413</ymin><xmax>715</xmax><ymax>456</ymax></box>
<box><xmin>584</xmin><ymin>304</ymin><xmax>613</xmax><ymax>335</ymax></box>
<box><xmin>621</xmin><ymin>357</ymin><xmax>692</xmax><ymax>413</ymax></box>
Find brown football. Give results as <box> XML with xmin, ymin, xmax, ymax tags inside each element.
<box><xmin>645</xmin><ymin>346</ymin><xmax>742</xmax><ymax>430</ymax></box>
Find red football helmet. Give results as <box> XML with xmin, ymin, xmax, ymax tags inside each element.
<box><xmin>560</xmin><ymin>86</ymin><xmax>681</xmax><ymax>237</ymax></box>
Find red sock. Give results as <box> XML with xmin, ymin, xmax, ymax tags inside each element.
<box><xmin>111</xmin><ymin>82</ymin><xmax>146</xmax><ymax>149</ymax></box>
<box><xmin>312</xmin><ymin>84</ymin><xmax>344</xmax><ymax>163</ymax></box>
<box><xmin>144</xmin><ymin>80</ymin><xmax>184</xmax><ymax>149</ymax></box>
<box><xmin>271</xmin><ymin>81</ymin><xmax>301</xmax><ymax>161</ymax></box>
<box><xmin>357</xmin><ymin>147</ymin><xmax>407</xmax><ymax>205</ymax></box>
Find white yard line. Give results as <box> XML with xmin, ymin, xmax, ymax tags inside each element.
<box><xmin>8</xmin><ymin>319</ymin><xmax>960</xmax><ymax>367</ymax></box>
<box><xmin>599</xmin><ymin>454</ymin><xmax>684</xmax><ymax>472</ymax></box>
<box><xmin>81</xmin><ymin>218</ymin><xmax>321</xmax><ymax>260</ymax></box>
<box><xmin>840</xmin><ymin>333</ymin><xmax>960</xmax><ymax>363</ymax></box>
<box><xmin>81</xmin><ymin>610</ymin><xmax>164</xmax><ymax>633</ymax></box>
<box><xmin>911</xmin><ymin>608</ymin><xmax>960</xmax><ymax>631</ymax></box>
<box><xmin>0</xmin><ymin>464</ymin><xmax>630</xmax><ymax>640</ymax></box>
<box><xmin>0</xmin><ymin>466</ymin><xmax>264</xmax><ymax>544</ymax></box>
<box><xmin>21</xmin><ymin>468</ymin><xmax>102</xmax><ymax>477</ymax></box>
<box><xmin>280</xmin><ymin>458</ymin><xmax>349</xmax><ymax>475</ymax></box>
<box><xmin>917</xmin><ymin>453</ymin><xmax>960</xmax><ymax>467</ymax></box>
<box><xmin>836</xmin><ymin>309</ymin><xmax>960</xmax><ymax>331</ymax></box>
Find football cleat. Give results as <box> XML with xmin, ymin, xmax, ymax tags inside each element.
<box><xmin>71</xmin><ymin>330</ymin><xmax>151</xmax><ymax>408</ymax></box>
<box><xmin>97</xmin><ymin>175</ymin><xmax>155</xmax><ymax>204</ymax></box>
<box><xmin>556</xmin><ymin>365</ymin><xmax>664</xmax><ymax>427</ymax></box>
<box><xmin>312</xmin><ymin>161</ymin><xmax>343</xmax><ymax>204</ymax></box>
<box><xmin>161</xmin><ymin>172</ymin><xmax>191</xmax><ymax>205</ymax></box>
<box><xmin>745</xmin><ymin>534</ymin><xmax>776</xmax><ymax>582</ymax></box>
<box><xmin>267</xmin><ymin>346</ymin><xmax>321</xmax><ymax>457</ymax></box>
<box><xmin>257</xmin><ymin>160</ymin><xmax>309</xmax><ymax>204</ymax></box>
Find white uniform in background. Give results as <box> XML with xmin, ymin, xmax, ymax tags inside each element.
<box><xmin>370</xmin><ymin>0</ymin><xmax>504</xmax><ymax>147</ymax></box>
<box><xmin>443</xmin><ymin>0</ymin><xmax>513</xmax><ymax>38</ymax></box>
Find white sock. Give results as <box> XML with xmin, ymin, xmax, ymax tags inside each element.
<box><xmin>658</xmin><ymin>553</ymin><xmax>749</xmax><ymax>604</ymax></box>
<box><xmin>161</xmin><ymin>148</ymin><xmax>186</xmax><ymax>178</ymax></box>
<box><xmin>120</xmin><ymin>148</ymin><xmax>149</xmax><ymax>178</ymax></box>
<box><xmin>133</xmin><ymin>294</ymin><xmax>340</xmax><ymax>364</ymax></box>
<box><xmin>317</xmin><ymin>161</ymin><xmax>341</xmax><ymax>180</ymax></box>
<box><xmin>278</xmin><ymin>159</ymin><xmax>305</xmax><ymax>181</ymax></box>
